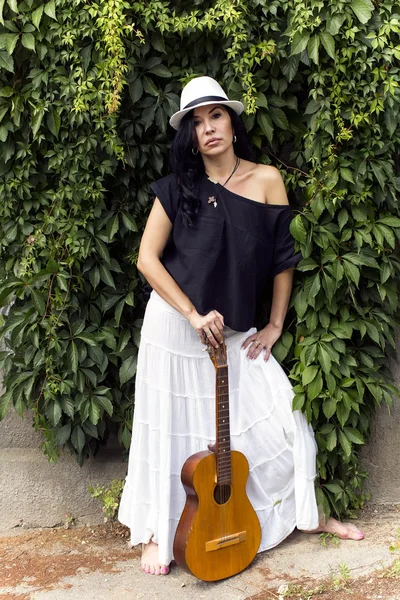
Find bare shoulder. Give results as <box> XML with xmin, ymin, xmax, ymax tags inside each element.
<box><xmin>256</xmin><ymin>164</ymin><xmax>289</xmax><ymax>205</ymax></box>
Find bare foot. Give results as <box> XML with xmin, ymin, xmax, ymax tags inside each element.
<box><xmin>303</xmin><ymin>517</ymin><xmax>364</xmax><ymax>540</ymax></box>
<box><xmin>141</xmin><ymin>541</ymin><xmax>170</xmax><ymax>575</ymax></box>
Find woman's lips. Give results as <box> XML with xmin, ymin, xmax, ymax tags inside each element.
<box><xmin>205</xmin><ymin>138</ymin><xmax>221</xmax><ymax>146</ymax></box>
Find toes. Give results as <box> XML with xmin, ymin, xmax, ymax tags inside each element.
<box><xmin>161</xmin><ymin>566</ymin><xmax>170</xmax><ymax>575</ymax></box>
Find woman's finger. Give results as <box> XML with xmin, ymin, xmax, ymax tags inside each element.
<box><xmin>209</xmin><ymin>321</ymin><xmax>223</xmax><ymax>345</ymax></box>
<box><xmin>203</xmin><ymin>325</ymin><xmax>219</xmax><ymax>348</ymax></box>
<box><xmin>247</xmin><ymin>339</ymin><xmax>262</xmax><ymax>360</ymax></box>
<box><xmin>213</xmin><ymin>318</ymin><xmax>224</xmax><ymax>337</ymax></box>
<box><xmin>241</xmin><ymin>334</ymin><xmax>257</xmax><ymax>350</ymax></box>
<box><xmin>197</xmin><ymin>329</ymin><xmax>207</xmax><ymax>345</ymax></box>
<box><xmin>263</xmin><ymin>347</ymin><xmax>272</xmax><ymax>362</ymax></box>
<box><xmin>214</xmin><ymin>311</ymin><xmax>225</xmax><ymax>327</ymax></box>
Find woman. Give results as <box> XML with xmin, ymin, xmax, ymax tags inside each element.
<box><xmin>118</xmin><ymin>76</ymin><xmax>364</xmax><ymax>576</ymax></box>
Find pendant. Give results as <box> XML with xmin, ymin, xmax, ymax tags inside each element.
<box><xmin>208</xmin><ymin>196</ymin><xmax>217</xmax><ymax>208</ymax></box>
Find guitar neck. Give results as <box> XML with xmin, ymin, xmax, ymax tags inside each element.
<box><xmin>215</xmin><ymin>364</ymin><xmax>231</xmax><ymax>485</ymax></box>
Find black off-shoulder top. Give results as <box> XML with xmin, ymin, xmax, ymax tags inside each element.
<box><xmin>150</xmin><ymin>173</ymin><xmax>301</xmax><ymax>332</ymax></box>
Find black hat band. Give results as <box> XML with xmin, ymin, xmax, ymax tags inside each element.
<box><xmin>183</xmin><ymin>95</ymin><xmax>228</xmax><ymax>110</ymax></box>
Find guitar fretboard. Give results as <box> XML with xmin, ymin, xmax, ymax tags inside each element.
<box><xmin>216</xmin><ymin>365</ymin><xmax>231</xmax><ymax>485</ymax></box>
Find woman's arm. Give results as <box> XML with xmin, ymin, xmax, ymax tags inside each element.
<box><xmin>138</xmin><ymin>198</ymin><xmax>224</xmax><ymax>346</ymax></box>
<box><xmin>269</xmin><ymin>268</ymin><xmax>294</xmax><ymax>330</ymax></box>
<box><xmin>242</xmin><ymin>166</ymin><xmax>295</xmax><ymax>359</ymax></box>
<box><xmin>241</xmin><ymin>267</ymin><xmax>294</xmax><ymax>361</ymax></box>
<box><xmin>138</xmin><ymin>198</ymin><xmax>196</xmax><ymax>318</ymax></box>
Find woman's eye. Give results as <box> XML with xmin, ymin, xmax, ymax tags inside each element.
<box><xmin>213</xmin><ymin>112</ymin><xmax>221</xmax><ymax>119</ymax></box>
<box><xmin>193</xmin><ymin>120</ymin><xmax>201</xmax><ymax>127</ymax></box>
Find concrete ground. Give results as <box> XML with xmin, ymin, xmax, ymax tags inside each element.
<box><xmin>0</xmin><ymin>505</ymin><xmax>399</xmax><ymax>600</ymax></box>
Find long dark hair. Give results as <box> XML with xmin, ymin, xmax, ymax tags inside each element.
<box><xmin>169</xmin><ymin>106</ymin><xmax>256</xmax><ymax>227</ymax></box>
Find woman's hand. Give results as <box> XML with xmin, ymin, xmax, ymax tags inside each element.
<box><xmin>241</xmin><ymin>323</ymin><xmax>282</xmax><ymax>361</ymax></box>
<box><xmin>187</xmin><ymin>310</ymin><xmax>225</xmax><ymax>348</ymax></box>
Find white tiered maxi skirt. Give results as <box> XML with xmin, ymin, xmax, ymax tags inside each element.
<box><xmin>118</xmin><ymin>291</ymin><xmax>319</xmax><ymax>565</ymax></box>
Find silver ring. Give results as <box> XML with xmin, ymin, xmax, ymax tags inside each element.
<box><xmin>204</xmin><ymin>328</ymin><xmax>212</xmax><ymax>337</ymax></box>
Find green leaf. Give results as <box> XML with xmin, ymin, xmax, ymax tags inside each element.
<box><xmin>309</xmin><ymin>273</ymin><xmax>321</xmax><ymax>298</ymax></box>
<box><xmin>297</xmin><ymin>258</ymin><xmax>319</xmax><ymax>272</ymax></box>
<box><xmin>290</xmin><ymin>215</ymin><xmax>307</xmax><ymax>244</ymax></box>
<box><xmin>378</xmin><ymin>216</ymin><xmax>400</xmax><ymax>228</ymax></box>
<box><xmin>147</xmin><ymin>64</ymin><xmax>171</xmax><ymax>77</ymax></box>
<box><xmin>124</xmin><ymin>291</ymin><xmax>135</xmax><ymax>306</ymax></box>
<box><xmin>115</xmin><ymin>299</ymin><xmax>124</xmax><ymax>327</ymax></box>
<box><xmin>307</xmin><ymin>370</ymin><xmax>323</xmax><ymax>400</ymax></box>
<box><xmin>307</xmin><ymin>35</ymin><xmax>319</xmax><ymax>65</ymax></box>
<box><xmin>302</xmin><ymin>365</ymin><xmax>319</xmax><ymax>386</ymax></box>
<box><xmin>71</xmin><ymin>425</ymin><xmax>85</xmax><ymax>453</ymax></box>
<box><xmin>46</xmin><ymin>400</ymin><xmax>62</xmax><ymax>426</ymax></box>
<box><xmin>344</xmin><ymin>427</ymin><xmax>364</xmax><ymax>445</ymax></box>
<box><xmin>0</xmin><ymin>390</ymin><xmax>12</xmax><ymax>419</ymax></box>
<box><xmin>326</xmin><ymin>428</ymin><xmax>337</xmax><ymax>452</ymax></box>
<box><xmin>323</xmin><ymin>397</ymin><xmax>337</xmax><ymax>419</ymax></box>
<box><xmin>336</xmin><ymin>402</ymin><xmax>351</xmax><ymax>426</ymax></box>
<box><xmin>282</xmin><ymin>54</ymin><xmax>300</xmax><ymax>82</ymax></box>
<box><xmin>258</xmin><ymin>112</ymin><xmax>273</xmax><ymax>143</ymax></box>
<box><xmin>339</xmin><ymin>430</ymin><xmax>352</xmax><ymax>457</ymax></box>
<box><xmin>326</xmin><ymin>15</ymin><xmax>345</xmax><ymax>36</ymax></box>
<box><xmin>350</xmin><ymin>0</ymin><xmax>374</xmax><ymax>24</ymax></box>
<box><xmin>0</xmin><ymin>50</ymin><xmax>14</xmax><ymax>72</ymax></box>
<box><xmin>44</xmin><ymin>0</ymin><xmax>56</xmax><ymax>20</ymax></box>
<box><xmin>31</xmin><ymin>289</ymin><xmax>46</xmax><ymax>315</ymax></box>
<box><xmin>68</xmin><ymin>341</ymin><xmax>79</xmax><ymax>372</ymax></box>
<box><xmin>47</xmin><ymin>108</ymin><xmax>60</xmax><ymax>137</ymax></box>
<box><xmin>96</xmin><ymin>394</ymin><xmax>113</xmax><ymax>416</ymax></box>
<box><xmin>304</xmin><ymin>99</ymin><xmax>320</xmax><ymax>115</ymax></box>
<box><xmin>292</xmin><ymin>393</ymin><xmax>305</xmax><ymax>411</ymax></box>
<box><xmin>269</xmin><ymin>106</ymin><xmax>289</xmax><ymax>130</ymax></box>
<box><xmin>21</xmin><ymin>33</ymin><xmax>35</xmax><ymax>51</ymax></box>
<box><xmin>121</xmin><ymin>212</ymin><xmax>138</xmax><ymax>231</ymax></box>
<box><xmin>120</xmin><ymin>354</ymin><xmax>137</xmax><ymax>386</ymax></box>
<box><xmin>55</xmin><ymin>423</ymin><xmax>71</xmax><ymax>446</ymax></box>
<box><xmin>7</xmin><ymin>0</ymin><xmax>18</xmax><ymax>12</ymax></box>
<box><xmin>76</xmin><ymin>333</ymin><xmax>97</xmax><ymax>346</ymax></box>
<box><xmin>107</xmin><ymin>214</ymin><xmax>119</xmax><ymax>241</ymax></box>
<box><xmin>89</xmin><ymin>399</ymin><xmax>101</xmax><ymax>425</ymax></box>
<box><xmin>31</xmin><ymin>109</ymin><xmax>44</xmax><ymax>138</ymax></box>
<box><xmin>143</xmin><ymin>76</ymin><xmax>158</xmax><ymax>96</ymax></box>
<box><xmin>99</xmin><ymin>264</ymin><xmax>115</xmax><ymax>289</ymax></box>
<box><xmin>319</xmin><ymin>31</ymin><xmax>335</xmax><ymax>59</ymax></box>
<box><xmin>0</xmin><ymin>33</ymin><xmax>18</xmax><ymax>54</ymax></box>
<box><xmin>323</xmin><ymin>483</ymin><xmax>343</xmax><ymax>494</ymax></box>
<box><xmin>318</xmin><ymin>344</ymin><xmax>332</xmax><ymax>374</ymax></box>
<box><xmin>95</xmin><ymin>239</ymin><xmax>111</xmax><ymax>264</ymax></box>
<box><xmin>31</xmin><ymin>5</ymin><xmax>44</xmax><ymax>28</ymax></box>
<box><xmin>61</xmin><ymin>397</ymin><xmax>74</xmax><ymax>418</ymax></box>
<box><xmin>89</xmin><ymin>266</ymin><xmax>100</xmax><ymax>290</ymax></box>
<box><xmin>290</xmin><ymin>32</ymin><xmax>310</xmax><ymax>56</ymax></box>
<box><xmin>340</xmin><ymin>168</ymin><xmax>355</xmax><ymax>184</ymax></box>
<box><xmin>370</xmin><ymin>162</ymin><xmax>386</xmax><ymax>190</ymax></box>
<box><xmin>343</xmin><ymin>260</ymin><xmax>360</xmax><ymax>287</ymax></box>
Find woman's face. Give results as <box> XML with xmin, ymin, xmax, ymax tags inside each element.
<box><xmin>192</xmin><ymin>104</ymin><xmax>234</xmax><ymax>156</ymax></box>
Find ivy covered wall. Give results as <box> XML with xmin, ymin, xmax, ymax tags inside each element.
<box><xmin>0</xmin><ymin>0</ymin><xmax>399</xmax><ymax>517</ymax></box>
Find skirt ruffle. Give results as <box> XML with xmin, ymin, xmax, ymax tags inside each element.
<box><xmin>118</xmin><ymin>291</ymin><xmax>319</xmax><ymax>565</ymax></box>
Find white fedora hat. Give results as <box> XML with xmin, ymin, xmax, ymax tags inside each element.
<box><xmin>169</xmin><ymin>76</ymin><xmax>244</xmax><ymax>130</ymax></box>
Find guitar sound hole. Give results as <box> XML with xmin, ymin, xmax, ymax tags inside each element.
<box><xmin>214</xmin><ymin>484</ymin><xmax>231</xmax><ymax>505</ymax></box>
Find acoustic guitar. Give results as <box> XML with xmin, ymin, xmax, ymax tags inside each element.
<box><xmin>173</xmin><ymin>341</ymin><xmax>261</xmax><ymax>581</ymax></box>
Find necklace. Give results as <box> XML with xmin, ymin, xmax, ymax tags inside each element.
<box><xmin>207</xmin><ymin>156</ymin><xmax>240</xmax><ymax>208</ymax></box>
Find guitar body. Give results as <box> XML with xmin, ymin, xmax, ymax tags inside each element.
<box><xmin>173</xmin><ymin>449</ymin><xmax>261</xmax><ymax>581</ymax></box>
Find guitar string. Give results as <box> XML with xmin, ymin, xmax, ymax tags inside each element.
<box><xmin>217</xmin><ymin>363</ymin><xmax>230</xmax><ymax>534</ymax></box>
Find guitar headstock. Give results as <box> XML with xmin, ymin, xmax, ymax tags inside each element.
<box><xmin>207</xmin><ymin>341</ymin><xmax>228</xmax><ymax>370</ymax></box>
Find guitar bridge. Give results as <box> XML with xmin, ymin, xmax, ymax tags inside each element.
<box><xmin>205</xmin><ymin>531</ymin><xmax>247</xmax><ymax>552</ymax></box>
